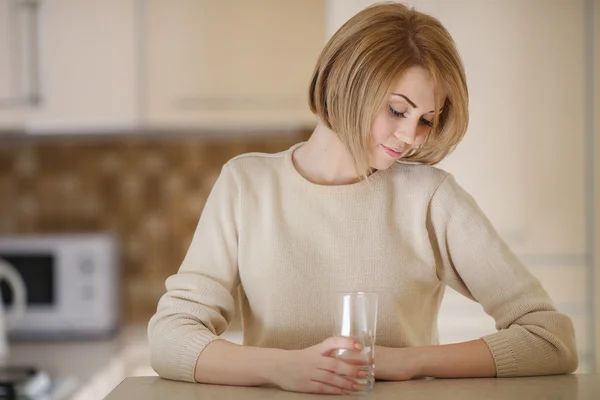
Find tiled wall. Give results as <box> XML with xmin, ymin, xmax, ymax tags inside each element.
<box><xmin>0</xmin><ymin>131</ymin><xmax>310</xmax><ymax>324</ymax></box>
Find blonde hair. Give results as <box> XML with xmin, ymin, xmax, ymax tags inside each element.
<box><xmin>308</xmin><ymin>1</ymin><xmax>469</xmax><ymax>177</ymax></box>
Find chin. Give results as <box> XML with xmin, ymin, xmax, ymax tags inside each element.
<box><xmin>369</xmin><ymin>157</ymin><xmax>396</xmax><ymax>171</ymax></box>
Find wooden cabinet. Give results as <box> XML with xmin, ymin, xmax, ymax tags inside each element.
<box><xmin>141</xmin><ymin>0</ymin><xmax>324</xmax><ymax>130</ymax></box>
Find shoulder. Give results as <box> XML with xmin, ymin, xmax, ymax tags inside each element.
<box><xmin>223</xmin><ymin>143</ymin><xmax>296</xmax><ymax>183</ymax></box>
<box><xmin>389</xmin><ymin>160</ymin><xmax>451</xmax><ymax>190</ymax></box>
<box><xmin>387</xmin><ymin>161</ymin><xmax>477</xmax><ymax>209</ymax></box>
<box><xmin>403</xmin><ymin>164</ymin><xmax>482</xmax><ymax>218</ymax></box>
<box><xmin>226</xmin><ymin>149</ymin><xmax>287</xmax><ymax>170</ymax></box>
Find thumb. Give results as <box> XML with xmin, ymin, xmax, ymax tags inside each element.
<box><xmin>320</xmin><ymin>336</ymin><xmax>363</xmax><ymax>357</ymax></box>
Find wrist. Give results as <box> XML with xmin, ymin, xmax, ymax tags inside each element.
<box><xmin>261</xmin><ymin>348</ymin><xmax>291</xmax><ymax>386</ymax></box>
<box><xmin>374</xmin><ymin>346</ymin><xmax>400</xmax><ymax>380</ymax></box>
<box><xmin>408</xmin><ymin>346</ymin><xmax>426</xmax><ymax>378</ymax></box>
<box><xmin>375</xmin><ymin>345</ymin><xmax>425</xmax><ymax>381</ymax></box>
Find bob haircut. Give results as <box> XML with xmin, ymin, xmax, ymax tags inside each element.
<box><xmin>308</xmin><ymin>1</ymin><xmax>469</xmax><ymax>177</ymax></box>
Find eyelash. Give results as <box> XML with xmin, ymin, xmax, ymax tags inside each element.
<box><xmin>388</xmin><ymin>105</ymin><xmax>434</xmax><ymax>128</ymax></box>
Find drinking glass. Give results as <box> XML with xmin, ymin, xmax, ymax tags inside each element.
<box><xmin>332</xmin><ymin>292</ymin><xmax>378</xmax><ymax>394</ymax></box>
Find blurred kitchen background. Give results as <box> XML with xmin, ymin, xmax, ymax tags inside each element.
<box><xmin>0</xmin><ymin>0</ymin><xmax>597</xmax><ymax>399</ymax></box>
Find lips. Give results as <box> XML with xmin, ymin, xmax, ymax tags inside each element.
<box><xmin>382</xmin><ymin>145</ymin><xmax>404</xmax><ymax>158</ymax></box>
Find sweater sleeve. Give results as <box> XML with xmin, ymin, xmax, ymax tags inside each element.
<box><xmin>428</xmin><ymin>174</ymin><xmax>578</xmax><ymax>377</ymax></box>
<box><xmin>147</xmin><ymin>163</ymin><xmax>241</xmax><ymax>383</ymax></box>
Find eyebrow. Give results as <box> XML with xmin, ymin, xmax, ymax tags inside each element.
<box><xmin>391</xmin><ymin>93</ymin><xmax>439</xmax><ymax>114</ymax></box>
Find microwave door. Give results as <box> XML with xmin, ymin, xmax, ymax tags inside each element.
<box><xmin>0</xmin><ymin>254</ymin><xmax>55</xmax><ymax>309</ymax></box>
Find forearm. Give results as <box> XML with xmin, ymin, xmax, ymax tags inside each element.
<box><xmin>376</xmin><ymin>339</ymin><xmax>496</xmax><ymax>380</ymax></box>
<box><xmin>195</xmin><ymin>339</ymin><xmax>285</xmax><ymax>386</ymax></box>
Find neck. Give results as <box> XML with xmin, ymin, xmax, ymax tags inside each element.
<box><xmin>292</xmin><ymin>122</ymin><xmax>363</xmax><ymax>185</ymax></box>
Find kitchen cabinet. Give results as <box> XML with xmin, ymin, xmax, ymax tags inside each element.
<box><xmin>0</xmin><ymin>0</ymin><xmax>31</xmax><ymax>130</ymax></box>
<box><xmin>2</xmin><ymin>1</ymin><xmax>325</xmax><ymax>134</ymax></box>
<box><xmin>22</xmin><ymin>0</ymin><xmax>138</xmax><ymax>134</ymax></box>
<box><xmin>428</xmin><ymin>0</ymin><xmax>587</xmax><ymax>257</ymax></box>
<box><xmin>140</xmin><ymin>0</ymin><xmax>324</xmax><ymax>130</ymax></box>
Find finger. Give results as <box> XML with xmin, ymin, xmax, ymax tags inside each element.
<box><xmin>307</xmin><ymin>381</ymin><xmax>347</xmax><ymax>395</ymax></box>
<box><xmin>319</xmin><ymin>357</ymin><xmax>362</xmax><ymax>378</ymax></box>
<box><xmin>313</xmin><ymin>369</ymin><xmax>359</xmax><ymax>392</ymax></box>
<box><xmin>340</xmin><ymin>356</ymin><xmax>370</xmax><ymax>367</ymax></box>
<box><xmin>320</xmin><ymin>336</ymin><xmax>363</xmax><ymax>356</ymax></box>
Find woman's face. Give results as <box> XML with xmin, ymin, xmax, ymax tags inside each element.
<box><xmin>367</xmin><ymin>66</ymin><xmax>442</xmax><ymax>171</ymax></box>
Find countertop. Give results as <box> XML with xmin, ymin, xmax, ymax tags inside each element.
<box><xmin>7</xmin><ymin>325</ymin><xmax>151</xmax><ymax>399</ymax></box>
<box><xmin>106</xmin><ymin>374</ymin><xmax>600</xmax><ymax>400</ymax></box>
<box><xmin>6</xmin><ymin>325</ymin><xmax>244</xmax><ymax>399</ymax></box>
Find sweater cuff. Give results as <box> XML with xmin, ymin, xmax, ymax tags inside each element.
<box><xmin>481</xmin><ymin>333</ymin><xmax>519</xmax><ymax>377</ymax></box>
<box><xmin>175</xmin><ymin>332</ymin><xmax>221</xmax><ymax>383</ymax></box>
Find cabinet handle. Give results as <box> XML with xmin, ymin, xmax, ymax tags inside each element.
<box><xmin>0</xmin><ymin>0</ymin><xmax>41</xmax><ymax>109</ymax></box>
<box><xmin>20</xmin><ymin>0</ymin><xmax>41</xmax><ymax>106</ymax></box>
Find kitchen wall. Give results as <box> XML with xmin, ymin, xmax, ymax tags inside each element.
<box><xmin>0</xmin><ymin>131</ymin><xmax>310</xmax><ymax>323</ymax></box>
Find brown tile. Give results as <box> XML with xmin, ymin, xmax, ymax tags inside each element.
<box><xmin>0</xmin><ymin>147</ymin><xmax>15</xmax><ymax>174</ymax></box>
<box><xmin>0</xmin><ymin>130</ymin><xmax>306</xmax><ymax>322</ymax></box>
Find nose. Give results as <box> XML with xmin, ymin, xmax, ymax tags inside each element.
<box><xmin>394</xmin><ymin>121</ymin><xmax>419</xmax><ymax>145</ymax></box>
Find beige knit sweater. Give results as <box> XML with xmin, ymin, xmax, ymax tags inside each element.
<box><xmin>148</xmin><ymin>142</ymin><xmax>578</xmax><ymax>383</ymax></box>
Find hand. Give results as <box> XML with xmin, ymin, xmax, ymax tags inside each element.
<box><xmin>268</xmin><ymin>337</ymin><xmax>368</xmax><ymax>394</ymax></box>
<box><xmin>374</xmin><ymin>345</ymin><xmax>421</xmax><ymax>381</ymax></box>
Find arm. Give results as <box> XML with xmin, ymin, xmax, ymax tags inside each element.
<box><xmin>424</xmin><ymin>174</ymin><xmax>578</xmax><ymax>377</ymax></box>
<box><xmin>375</xmin><ymin>339</ymin><xmax>495</xmax><ymax>381</ymax></box>
<box><xmin>147</xmin><ymin>164</ymin><xmax>241</xmax><ymax>382</ymax></box>
<box><xmin>148</xmin><ymin>163</ymin><xmax>365</xmax><ymax>393</ymax></box>
<box><xmin>377</xmin><ymin>175</ymin><xmax>578</xmax><ymax>380</ymax></box>
<box><xmin>194</xmin><ymin>340</ymin><xmax>282</xmax><ymax>386</ymax></box>
<box><xmin>196</xmin><ymin>337</ymin><xmax>365</xmax><ymax>393</ymax></box>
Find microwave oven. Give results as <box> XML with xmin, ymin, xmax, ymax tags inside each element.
<box><xmin>0</xmin><ymin>234</ymin><xmax>120</xmax><ymax>339</ymax></box>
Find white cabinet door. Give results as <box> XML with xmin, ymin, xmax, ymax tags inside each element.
<box><xmin>0</xmin><ymin>0</ymin><xmax>25</xmax><ymax>130</ymax></box>
<box><xmin>425</xmin><ymin>0</ymin><xmax>587</xmax><ymax>257</ymax></box>
<box><xmin>25</xmin><ymin>0</ymin><xmax>138</xmax><ymax>134</ymax></box>
<box><xmin>142</xmin><ymin>0</ymin><xmax>324</xmax><ymax>131</ymax></box>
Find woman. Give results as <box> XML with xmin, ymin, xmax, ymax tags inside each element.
<box><xmin>148</xmin><ymin>2</ymin><xmax>578</xmax><ymax>395</ymax></box>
